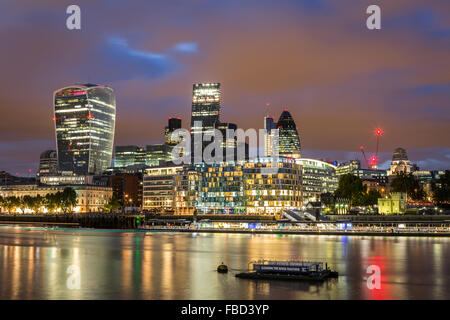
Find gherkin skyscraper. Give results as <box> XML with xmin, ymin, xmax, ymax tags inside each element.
<box><xmin>276</xmin><ymin>109</ymin><xmax>301</xmax><ymax>158</ymax></box>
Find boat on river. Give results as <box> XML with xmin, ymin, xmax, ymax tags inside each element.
<box><xmin>235</xmin><ymin>260</ymin><xmax>338</xmax><ymax>281</ymax></box>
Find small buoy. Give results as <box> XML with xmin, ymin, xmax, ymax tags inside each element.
<box><xmin>217</xmin><ymin>262</ymin><xmax>228</xmax><ymax>273</ymax></box>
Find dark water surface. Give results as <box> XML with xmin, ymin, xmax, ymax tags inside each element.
<box><xmin>0</xmin><ymin>226</ymin><xmax>449</xmax><ymax>299</ymax></box>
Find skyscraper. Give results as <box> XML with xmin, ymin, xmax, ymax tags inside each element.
<box><xmin>264</xmin><ymin>116</ymin><xmax>277</xmax><ymax>156</ymax></box>
<box><xmin>164</xmin><ymin>117</ymin><xmax>182</xmax><ymax>146</ymax></box>
<box><xmin>53</xmin><ymin>84</ymin><xmax>116</xmax><ymax>175</ymax></box>
<box><xmin>277</xmin><ymin>109</ymin><xmax>301</xmax><ymax>158</ymax></box>
<box><xmin>190</xmin><ymin>83</ymin><xmax>221</xmax><ymax>162</ymax></box>
<box><xmin>190</xmin><ymin>83</ymin><xmax>221</xmax><ymax>136</ymax></box>
<box><xmin>215</xmin><ymin>121</ymin><xmax>238</xmax><ymax>161</ymax></box>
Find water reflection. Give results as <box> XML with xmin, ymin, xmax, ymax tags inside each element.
<box><xmin>0</xmin><ymin>227</ymin><xmax>449</xmax><ymax>300</ymax></box>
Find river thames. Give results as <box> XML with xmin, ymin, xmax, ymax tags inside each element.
<box><xmin>0</xmin><ymin>225</ymin><xmax>449</xmax><ymax>300</ymax></box>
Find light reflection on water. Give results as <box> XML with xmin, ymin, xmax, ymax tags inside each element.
<box><xmin>0</xmin><ymin>227</ymin><xmax>449</xmax><ymax>300</ymax></box>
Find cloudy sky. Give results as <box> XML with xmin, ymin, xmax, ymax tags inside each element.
<box><xmin>0</xmin><ymin>0</ymin><xmax>449</xmax><ymax>175</ymax></box>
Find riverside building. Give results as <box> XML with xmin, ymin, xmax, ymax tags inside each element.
<box><xmin>142</xmin><ymin>157</ymin><xmax>302</xmax><ymax>215</ymax></box>
<box><xmin>0</xmin><ymin>184</ymin><xmax>112</xmax><ymax>213</ymax></box>
<box><xmin>142</xmin><ymin>165</ymin><xmax>184</xmax><ymax>212</ymax></box>
<box><xmin>295</xmin><ymin>158</ymin><xmax>338</xmax><ymax>204</ymax></box>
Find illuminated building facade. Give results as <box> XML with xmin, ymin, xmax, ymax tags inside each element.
<box><xmin>378</xmin><ymin>192</ymin><xmax>407</xmax><ymax>215</ymax></box>
<box><xmin>38</xmin><ymin>150</ymin><xmax>58</xmax><ymax>176</ymax></box>
<box><xmin>196</xmin><ymin>157</ymin><xmax>302</xmax><ymax>215</ymax></box>
<box><xmin>0</xmin><ymin>184</ymin><xmax>112</xmax><ymax>213</ymax></box>
<box><xmin>114</xmin><ymin>145</ymin><xmax>146</xmax><ymax>169</ymax></box>
<box><xmin>242</xmin><ymin>157</ymin><xmax>302</xmax><ymax>215</ymax></box>
<box><xmin>54</xmin><ymin>84</ymin><xmax>116</xmax><ymax>175</ymax></box>
<box><xmin>191</xmin><ymin>83</ymin><xmax>221</xmax><ymax>136</ymax></box>
<box><xmin>214</xmin><ymin>122</ymin><xmax>241</xmax><ymax>161</ymax></box>
<box><xmin>145</xmin><ymin>144</ymin><xmax>172</xmax><ymax>166</ymax></box>
<box><xmin>143</xmin><ymin>158</ymin><xmax>302</xmax><ymax>215</ymax></box>
<box><xmin>336</xmin><ymin>160</ymin><xmax>361</xmax><ymax>176</ymax></box>
<box><xmin>39</xmin><ymin>174</ymin><xmax>93</xmax><ymax>185</ymax></box>
<box><xmin>164</xmin><ymin>117</ymin><xmax>185</xmax><ymax>163</ymax></box>
<box><xmin>334</xmin><ymin>198</ymin><xmax>350</xmax><ymax>215</ymax></box>
<box><xmin>142</xmin><ymin>165</ymin><xmax>184</xmax><ymax>212</ymax></box>
<box><xmin>295</xmin><ymin>158</ymin><xmax>338</xmax><ymax>203</ymax></box>
<box><xmin>336</xmin><ymin>160</ymin><xmax>387</xmax><ymax>179</ymax></box>
<box><xmin>276</xmin><ymin>110</ymin><xmax>301</xmax><ymax>158</ymax></box>
<box><xmin>264</xmin><ymin>116</ymin><xmax>278</xmax><ymax>156</ymax></box>
<box><xmin>387</xmin><ymin>147</ymin><xmax>418</xmax><ymax>176</ymax></box>
<box><xmin>190</xmin><ymin>83</ymin><xmax>221</xmax><ymax>162</ymax></box>
<box><xmin>174</xmin><ymin>169</ymin><xmax>201</xmax><ymax>214</ymax></box>
<box><xmin>164</xmin><ymin>117</ymin><xmax>182</xmax><ymax>146</ymax></box>
<box><xmin>194</xmin><ymin>161</ymin><xmax>246</xmax><ymax>213</ymax></box>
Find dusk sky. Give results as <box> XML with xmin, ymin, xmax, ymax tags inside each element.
<box><xmin>0</xmin><ymin>0</ymin><xmax>449</xmax><ymax>175</ymax></box>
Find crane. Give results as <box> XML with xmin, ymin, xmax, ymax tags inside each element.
<box><xmin>360</xmin><ymin>146</ymin><xmax>370</xmax><ymax>168</ymax></box>
<box><xmin>360</xmin><ymin>128</ymin><xmax>384</xmax><ymax>169</ymax></box>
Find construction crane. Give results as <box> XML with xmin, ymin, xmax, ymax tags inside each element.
<box><xmin>360</xmin><ymin>128</ymin><xmax>384</xmax><ymax>169</ymax></box>
<box><xmin>360</xmin><ymin>146</ymin><xmax>370</xmax><ymax>168</ymax></box>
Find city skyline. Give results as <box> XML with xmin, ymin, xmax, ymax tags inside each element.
<box><xmin>0</xmin><ymin>0</ymin><xmax>449</xmax><ymax>174</ymax></box>
<box><xmin>1</xmin><ymin>80</ymin><xmax>448</xmax><ymax>175</ymax></box>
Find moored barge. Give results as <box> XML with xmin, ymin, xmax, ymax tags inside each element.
<box><xmin>235</xmin><ymin>260</ymin><xmax>338</xmax><ymax>281</ymax></box>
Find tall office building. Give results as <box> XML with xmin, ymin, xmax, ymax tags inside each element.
<box><xmin>190</xmin><ymin>83</ymin><xmax>221</xmax><ymax>136</ymax></box>
<box><xmin>277</xmin><ymin>110</ymin><xmax>301</xmax><ymax>158</ymax></box>
<box><xmin>164</xmin><ymin>117</ymin><xmax>182</xmax><ymax>146</ymax></box>
<box><xmin>38</xmin><ymin>150</ymin><xmax>58</xmax><ymax>176</ymax></box>
<box><xmin>190</xmin><ymin>83</ymin><xmax>221</xmax><ymax>162</ymax></box>
<box><xmin>264</xmin><ymin>116</ymin><xmax>278</xmax><ymax>156</ymax></box>
<box><xmin>54</xmin><ymin>84</ymin><xmax>116</xmax><ymax>175</ymax></box>
<box><xmin>215</xmin><ymin>121</ymin><xmax>239</xmax><ymax>161</ymax></box>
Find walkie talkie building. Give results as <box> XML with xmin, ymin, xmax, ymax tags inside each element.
<box><xmin>53</xmin><ymin>84</ymin><xmax>116</xmax><ymax>175</ymax></box>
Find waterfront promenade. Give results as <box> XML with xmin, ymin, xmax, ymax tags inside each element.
<box><xmin>142</xmin><ymin>225</ymin><xmax>450</xmax><ymax>237</ymax></box>
<box><xmin>0</xmin><ymin>213</ymin><xmax>449</xmax><ymax>236</ymax></box>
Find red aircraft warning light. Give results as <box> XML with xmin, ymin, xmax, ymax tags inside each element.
<box><xmin>375</xmin><ymin>128</ymin><xmax>384</xmax><ymax>136</ymax></box>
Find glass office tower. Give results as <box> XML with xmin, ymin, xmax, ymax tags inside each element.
<box><xmin>54</xmin><ymin>84</ymin><xmax>116</xmax><ymax>175</ymax></box>
<box><xmin>190</xmin><ymin>83</ymin><xmax>221</xmax><ymax>162</ymax></box>
<box><xmin>264</xmin><ymin>115</ymin><xmax>278</xmax><ymax>156</ymax></box>
<box><xmin>190</xmin><ymin>83</ymin><xmax>221</xmax><ymax>136</ymax></box>
<box><xmin>277</xmin><ymin>109</ymin><xmax>301</xmax><ymax>158</ymax></box>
